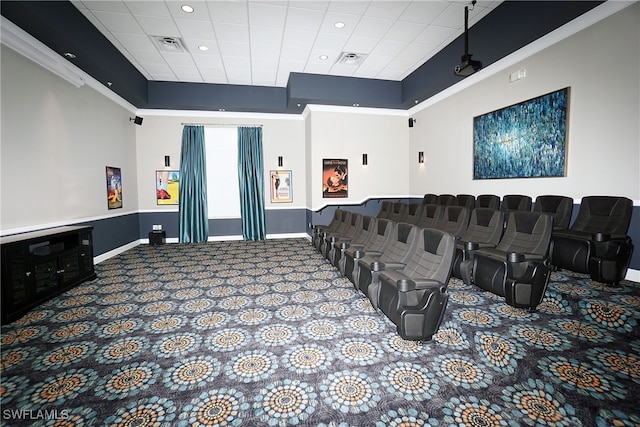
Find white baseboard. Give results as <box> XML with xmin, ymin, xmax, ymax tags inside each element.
<box><xmin>625</xmin><ymin>269</ymin><xmax>639</xmax><ymax>283</ymax></box>
<box><xmin>94</xmin><ymin>240</ymin><xmax>141</xmax><ymax>264</ymax></box>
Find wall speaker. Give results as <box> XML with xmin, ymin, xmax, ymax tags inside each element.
<box><xmin>130</xmin><ymin>116</ymin><xmax>143</xmax><ymax>125</ymax></box>
<box><xmin>408</xmin><ymin>118</ymin><xmax>415</xmax><ymax>128</ymax></box>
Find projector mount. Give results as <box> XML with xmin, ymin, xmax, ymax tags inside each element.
<box><xmin>454</xmin><ymin>0</ymin><xmax>483</xmax><ymax>77</ymax></box>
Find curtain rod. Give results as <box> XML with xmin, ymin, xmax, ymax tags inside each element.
<box><xmin>181</xmin><ymin>123</ymin><xmax>263</xmax><ymax>127</ymax></box>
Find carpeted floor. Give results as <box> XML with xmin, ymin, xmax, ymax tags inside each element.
<box><xmin>1</xmin><ymin>238</ymin><xmax>639</xmax><ymax>426</ymax></box>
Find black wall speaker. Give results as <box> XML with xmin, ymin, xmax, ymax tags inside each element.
<box><xmin>408</xmin><ymin>118</ymin><xmax>415</xmax><ymax>127</ymax></box>
<box><xmin>130</xmin><ymin>116</ymin><xmax>143</xmax><ymax>125</ymax></box>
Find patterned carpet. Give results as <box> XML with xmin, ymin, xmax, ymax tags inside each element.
<box><xmin>1</xmin><ymin>238</ymin><xmax>639</xmax><ymax>426</ymax></box>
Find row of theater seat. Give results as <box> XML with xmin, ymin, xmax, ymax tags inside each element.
<box><xmin>311</xmin><ymin>194</ymin><xmax>634</xmax><ymax>341</ymax></box>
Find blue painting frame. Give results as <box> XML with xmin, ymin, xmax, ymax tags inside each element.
<box><xmin>473</xmin><ymin>87</ymin><xmax>569</xmax><ymax>179</ymax></box>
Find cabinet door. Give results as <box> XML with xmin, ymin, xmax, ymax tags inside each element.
<box><xmin>59</xmin><ymin>250</ymin><xmax>80</xmax><ymax>286</ymax></box>
<box><xmin>2</xmin><ymin>246</ymin><xmax>31</xmax><ymax>311</ymax></box>
<box><xmin>33</xmin><ymin>257</ymin><xmax>59</xmax><ymax>297</ymax></box>
<box><xmin>79</xmin><ymin>230</ymin><xmax>94</xmax><ymax>276</ymax></box>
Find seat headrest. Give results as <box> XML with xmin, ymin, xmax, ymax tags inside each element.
<box><xmin>423</xmin><ymin>228</ymin><xmax>444</xmax><ymax>254</ymax></box>
<box><xmin>475</xmin><ymin>208</ymin><xmax>496</xmax><ymax>227</ymax></box>
<box><xmin>397</xmin><ymin>223</ymin><xmax>413</xmax><ymax>243</ymax></box>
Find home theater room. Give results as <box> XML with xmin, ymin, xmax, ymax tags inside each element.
<box><xmin>1</xmin><ymin>0</ymin><xmax>639</xmax><ymax>425</ymax></box>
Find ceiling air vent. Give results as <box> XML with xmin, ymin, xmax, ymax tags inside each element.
<box><xmin>336</xmin><ymin>52</ymin><xmax>367</xmax><ymax>65</ymax></box>
<box><xmin>151</xmin><ymin>36</ymin><xmax>188</xmax><ymax>53</ymax></box>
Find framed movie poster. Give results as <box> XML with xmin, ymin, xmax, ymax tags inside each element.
<box><xmin>156</xmin><ymin>170</ymin><xmax>180</xmax><ymax>205</ymax></box>
<box><xmin>473</xmin><ymin>87</ymin><xmax>569</xmax><ymax>179</ymax></box>
<box><xmin>106</xmin><ymin>166</ymin><xmax>122</xmax><ymax>209</ymax></box>
<box><xmin>270</xmin><ymin>170</ymin><xmax>292</xmax><ymax>203</ymax></box>
<box><xmin>322</xmin><ymin>159</ymin><xmax>348</xmax><ymax>198</ymax></box>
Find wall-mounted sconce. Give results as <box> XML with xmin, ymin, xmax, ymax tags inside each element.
<box><xmin>278</xmin><ymin>156</ymin><xmax>283</xmax><ymax>167</ymax></box>
<box><xmin>418</xmin><ymin>151</ymin><xmax>424</xmax><ymax>164</ymax></box>
<box><xmin>129</xmin><ymin>116</ymin><xmax>143</xmax><ymax>125</ymax></box>
<box><xmin>164</xmin><ymin>155</ymin><xmax>171</xmax><ymax>168</ymax></box>
<box><xmin>362</xmin><ymin>153</ymin><xmax>368</xmax><ymax>166</ymax></box>
<box><xmin>408</xmin><ymin>118</ymin><xmax>416</xmax><ymax>128</ymax></box>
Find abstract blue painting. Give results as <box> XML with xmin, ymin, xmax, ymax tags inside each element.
<box><xmin>473</xmin><ymin>87</ymin><xmax>569</xmax><ymax>179</ymax></box>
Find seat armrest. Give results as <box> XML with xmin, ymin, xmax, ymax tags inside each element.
<box><xmin>592</xmin><ymin>233</ymin><xmax>628</xmax><ymax>242</ymax></box>
<box><xmin>396</xmin><ymin>278</ymin><xmax>441</xmax><ymax>292</ymax></box>
<box><xmin>465</xmin><ymin>241</ymin><xmax>479</xmax><ymax>251</ymax></box>
<box><xmin>506</xmin><ymin>252</ymin><xmax>544</xmax><ymax>263</ymax></box>
<box><xmin>354</xmin><ymin>250</ymin><xmax>381</xmax><ymax>259</ymax></box>
<box><xmin>371</xmin><ymin>261</ymin><xmax>404</xmax><ymax>271</ymax></box>
<box><xmin>477</xmin><ymin>243</ymin><xmax>497</xmax><ymax>249</ymax></box>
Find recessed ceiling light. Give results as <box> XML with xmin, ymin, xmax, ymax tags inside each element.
<box><xmin>334</xmin><ymin>22</ymin><xmax>345</xmax><ymax>29</ymax></box>
<box><xmin>353</xmin><ymin>103</ymin><xmax>360</xmax><ymax>107</ymax></box>
<box><xmin>181</xmin><ymin>5</ymin><xmax>194</xmax><ymax>13</ymax></box>
<box><xmin>198</xmin><ymin>45</ymin><xmax>208</xmax><ymax>51</ymax></box>
<box><xmin>63</xmin><ymin>52</ymin><xmax>76</xmax><ymax>59</ymax></box>
<box><xmin>319</xmin><ymin>55</ymin><xmax>328</xmax><ymax>60</ymax></box>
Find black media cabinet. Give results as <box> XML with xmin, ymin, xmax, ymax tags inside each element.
<box><xmin>1</xmin><ymin>226</ymin><xmax>97</xmax><ymax>324</ymax></box>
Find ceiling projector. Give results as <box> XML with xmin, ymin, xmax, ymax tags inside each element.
<box><xmin>454</xmin><ymin>54</ymin><xmax>482</xmax><ymax>77</ymax></box>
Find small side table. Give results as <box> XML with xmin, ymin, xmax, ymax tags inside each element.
<box><xmin>149</xmin><ymin>230</ymin><xmax>166</xmax><ymax>245</ymax></box>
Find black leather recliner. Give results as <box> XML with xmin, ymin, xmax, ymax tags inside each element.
<box><xmin>550</xmin><ymin>196</ymin><xmax>633</xmax><ymax>285</ymax></box>
<box><xmin>314</xmin><ymin>209</ymin><xmax>351</xmax><ymax>252</ymax></box>
<box><xmin>452</xmin><ymin>208</ymin><xmax>504</xmax><ymax>279</ymax></box>
<box><xmin>377</xmin><ymin>228</ymin><xmax>456</xmax><ymax>341</ymax></box>
<box><xmin>321</xmin><ymin>213</ymin><xmax>362</xmax><ymax>259</ymax></box>
<box><xmin>377</xmin><ymin>201</ymin><xmax>393</xmax><ymax>219</ymax></box>
<box><xmin>404</xmin><ymin>203</ymin><xmax>423</xmax><ymax>225</ymax></box>
<box><xmin>330</xmin><ymin>215</ymin><xmax>377</xmax><ymax>268</ymax></box>
<box><xmin>500</xmin><ymin>194</ymin><xmax>533</xmax><ymax>213</ymax></box>
<box><xmin>312</xmin><ymin>208</ymin><xmax>345</xmax><ymax>249</ymax></box>
<box><xmin>434</xmin><ymin>205</ymin><xmax>470</xmax><ymax>239</ymax></box>
<box><xmin>465</xmin><ymin>211</ymin><xmax>553</xmax><ymax>310</ymax></box>
<box><xmin>388</xmin><ymin>202</ymin><xmax>409</xmax><ymax>223</ymax></box>
<box><xmin>357</xmin><ymin>223</ymin><xmax>419</xmax><ymax>308</ymax></box>
<box><xmin>415</xmin><ymin>204</ymin><xmax>443</xmax><ymax>229</ymax></box>
<box><xmin>422</xmin><ymin>194</ymin><xmax>438</xmax><ymax>205</ymax></box>
<box><xmin>476</xmin><ymin>194</ymin><xmax>500</xmax><ymax>210</ymax></box>
<box><xmin>437</xmin><ymin>194</ymin><xmax>456</xmax><ymax>206</ymax></box>
<box><xmin>342</xmin><ymin>219</ymin><xmax>395</xmax><ymax>282</ymax></box>
<box><xmin>456</xmin><ymin>194</ymin><xmax>476</xmax><ymax>210</ymax></box>
<box><xmin>533</xmin><ymin>195</ymin><xmax>574</xmax><ymax>230</ymax></box>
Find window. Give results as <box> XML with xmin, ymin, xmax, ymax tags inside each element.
<box><xmin>205</xmin><ymin>127</ymin><xmax>240</xmax><ymax>219</ymax></box>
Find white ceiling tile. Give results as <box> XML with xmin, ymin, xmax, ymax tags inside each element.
<box><xmin>282</xmin><ymin>29</ymin><xmax>317</xmax><ymax>49</ymax></box>
<box><xmin>364</xmin><ymin>1</ymin><xmax>410</xmax><ymax>20</ymax></box>
<box><xmin>223</xmin><ymin>56</ymin><xmax>251</xmax><ymax>70</ymax></box>
<box><xmin>250</xmin><ymin>26</ymin><xmax>284</xmax><ymax>45</ymax></box>
<box><xmin>248</xmin><ymin>3</ymin><xmax>287</xmax><ymax>28</ymax></box>
<box><xmin>226</xmin><ymin>68</ymin><xmax>252</xmax><ymax>84</ymax></box>
<box><xmin>370</xmin><ymin>39</ymin><xmax>406</xmax><ymax>57</ymax></box>
<box><xmin>218</xmin><ymin>41</ymin><xmax>251</xmax><ymax>58</ymax></box>
<box><xmin>342</xmin><ymin>36</ymin><xmax>378</xmax><ymax>54</ymax></box>
<box><xmin>162</xmin><ymin>55</ymin><xmax>196</xmax><ymax>69</ymax></box>
<box><xmin>192</xmin><ymin>54</ymin><xmax>224</xmax><ymax>68</ymax></box>
<box><xmin>327</xmin><ymin>1</ymin><xmax>369</xmax><ymax>15</ymax></box>
<box><xmin>328</xmin><ymin>64</ymin><xmax>356</xmax><ymax>77</ymax></box>
<box><xmin>130</xmin><ymin>50</ymin><xmax>167</xmax><ymax>64</ymax></box>
<box><xmin>399</xmin><ymin>1</ymin><xmax>449</xmax><ymax>24</ymax></box>
<box><xmin>310</xmin><ymin>33</ymin><xmax>348</xmax><ymax>51</ymax></box>
<box><xmin>111</xmin><ymin>33</ymin><xmax>157</xmax><ymax>51</ymax></box>
<box><xmin>285</xmin><ymin>7</ymin><xmax>325</xmax><ymax>32</ymax></box>
<box><xmin>214</xmin><ymin>23</ymin><xmax>250</xmax><ymax>43</ymax></box>
<box><xmin>125</xmin><ymin>1</ymin><xmax>170</xmax><ymax>17</ymax></box>
<box><xmin>171</xmin><ymin>63</ymin><xmax>200</xmax><ymax>74</ymax></box>
<box><xmin>351</xmin><ymin>16</ymin><xmax>395</xmax><ymax>39</ymax></box>
<box><xmin>137</xmin><ymin>15</ymin><xmax>180</xmax><ymax>37</ymax></box>
<box><xmin>397</xmin><ymin>42</ymin><xmax>437</xmax><ymax>61</ymax></box>
<box><xmin>92</xmin><ymin>10</ymin><xmax>145</xmax><ymax>34</ymax></box>
<box><xmin>252</xmin><ymin>57</ymin><xmax>279</xmax><ymax>72</ymax></box>
<box><xmin>174</xmin><ymin>19</ymin><xmax>216</xmax><ymax>39</ymax></box>
<box><xmin>207</xmin><ymin>2</ymin><xmax>248</xmax><ymax>24</ymax></box>
<box><xmin>414</xmin><ymin>25</ymin><xmax>458</xmax><ymax>46</ymax></box>
<box><xmin>292</xmin><ymin>1</ymin><xmax>329</xmax><ymax>12</ymax></box>
<box><xmin>280</xmin><ymin>46</ymin><xmax>312</xmax><ymax>62</ymax></box>
<box><xmin>251</xmin><ymin>44</ymin><xmax>282</xmax><ymax>60</ymax></box>
<box><xmin>304</xmin><ymin>62</ymin><xmax>333</xmax><ymax>74</ymax></box>
<box><xmin>150</xmin><ymin>73</ymin><xmax>178</xmax><ymax>81</ymax></box>
<box><xmin>384</xmin><ymin>21</ymin><xmax>426</xmax><ymax>43</ymax></box>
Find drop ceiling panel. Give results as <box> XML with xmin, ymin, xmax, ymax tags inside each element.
<box><xmin>70</xmin><ymin>0</ymin><xmax>504</xmax><ymax>86</ymax></box>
